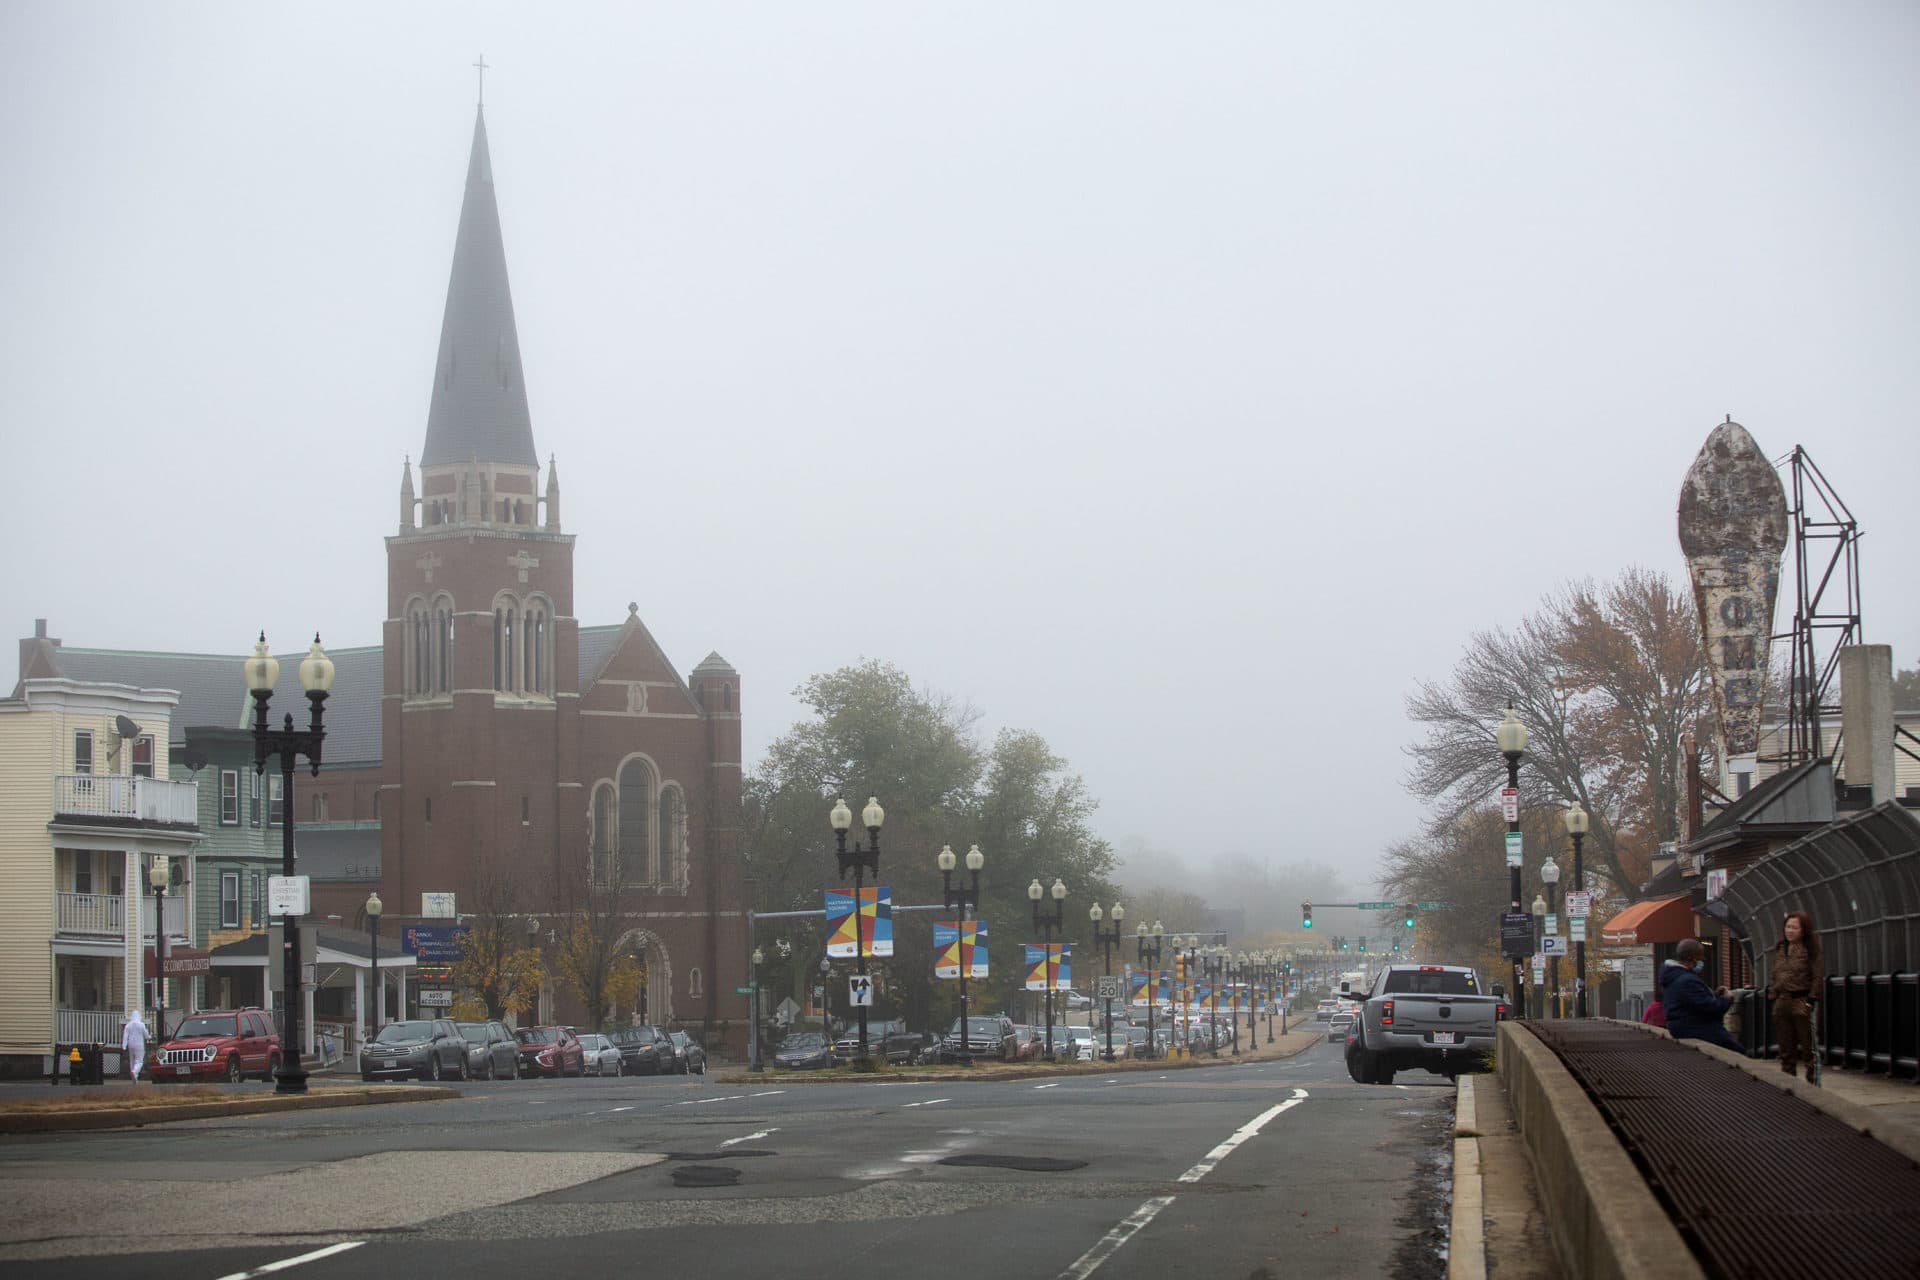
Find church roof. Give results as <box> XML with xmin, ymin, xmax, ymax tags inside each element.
<box><xmin>420</xmin><ymin>108</ymin><xmax>537</xmax><ymax>468</ymax></box>
<box><xmin>49</xmin><ymin>642</ymin><xmax>385</xmax><ymax>768</ymax></box>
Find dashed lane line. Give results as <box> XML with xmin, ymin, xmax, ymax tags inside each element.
<box><xmin>902</xmin><ymin>1098</ymin><xmax>950</xmax><ymax>1108</ymax></box>
<box><xmin>214</xmin><ymin>1241</ymin><xmax>365</xmax><ymax>1280</ymax></box>
<box><xmin>719</xmin><ymin>1129</ymin><xmax>778</xmax><ymax>1146</ymax></box>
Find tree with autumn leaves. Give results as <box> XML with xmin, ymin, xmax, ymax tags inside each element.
<box><xmin>447</xmin><ymin>863</ymin><xmax>545</xmax><ymax>1022</ymax></box>
<box><xmin>1386</xmin><ymin>568</ymin><xmax>1716</xmax><ymax>977</ymax></box>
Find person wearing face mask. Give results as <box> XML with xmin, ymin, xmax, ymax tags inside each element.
<box><xmin>1765</xmin><ymin>911</ymin><xmax>1824</xmax><ymax>1085</ymax></box>
<box><xmin>1658</xmin><ymin>938</ymin><xmax>1743</xmax><ymax>1053</ymax></box>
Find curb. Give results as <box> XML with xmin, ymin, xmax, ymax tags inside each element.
<box><xmin>1447</xmin><ymin>1077</ymin><xmax>1487</xmax><ymax>1280</ymax></box>
<box><xmin>716</xmin><ymin>1033</ymin><xmax>1321</xmax><ymax>1085</ymax></box>
<box><xmin>0</xmin><ymin>1086</ymin><xmax>458</xmax><ymax>1134</ymax></box>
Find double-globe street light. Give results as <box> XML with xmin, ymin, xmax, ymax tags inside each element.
<box><xmin>1135</xmin><ymin>920</ymin><xmax>1165</xmax><ymax>1059</ymax></box>
<box><xmin>1170</xmin><ymin>934</ymin><xmax>1202</xmax><ymax>1057</ymax></box>
<box><xmin>245</xmin><ymin>632</ymin><xmax>335</xmax><ymax>1096</ymax></box>
<box><xmin>1541</xmin><ymin>855</ymin><xmax>1561</xmax><ymax>1019</ymax></box>
<box><xmin>938</xmin><ymin>843</ymin><xmax>985</xmax><ymax>1066</ymax></box>
<box><xmin>1028</xmin><ymin>877</ymin><xmax>1067</xmax><ymax>1059</ymax></box>
<box><xmin>1202</xmin><ymin>945</ymin><xmax>1227</xmax><ymax>1058</ymax></box>
<box><xmin>366</xmin><ymin>891</ymin><xmax>382</xmax><ymax>1038</ymax></box>
<box><xmin>1565</xmin><ymin>802</ymin><xmax>1590</xmax><ymax>1018</ymax></box>
<box><xmin>1496</xmin><ymin>705</ymin><xmax>1529</xmax><ymax>1016</ymax></box>
<box><xmin>1088</xmin><ymin>900</ymin><xmax>1125</xmax><ymax>1062</ymax></box>
<box><xmin>148</xmin><ymin>857</ymin><xmax>170</xmax><ymax>1047</ymax></box>
<box><xmin>828</xmin><ymin>797</ymin><xmax>885</xmax><ymax>1068</ymax></box>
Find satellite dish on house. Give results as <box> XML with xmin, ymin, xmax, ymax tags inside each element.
<box><xmin>114</xmin><ymin>715</ymin><xmax>141</xmax><ymax>740</ymax></box>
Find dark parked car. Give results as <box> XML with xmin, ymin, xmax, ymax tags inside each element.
<box><xmin>610</xmin><ymin>1025</ymin><xmax>673</xmax><ymax>1075</ymax></box>
<box><xmin>772</xmin><ymin>1031</ymin><xmax>836</xmax><ymax>1070</ymax></box>
<box><xmin>362</xmin><ymin>1019</ymin><xmax>468</xmax><ymax>1081</ymax></box>
<box><xmin>667</xmin><ymin>1030</ymin><xmax>707</xmax><ymax>1075</ymax></box>
<box><xmin>940</xmin><ymin>1014</ymin><xmax>1019</xmax><ymax>1063</ymax></box>
<box><xmin>458</xmin><ymin>1021</ymin><xmax>521</xmax><ymax>1079</ymax></box>
<box><xmin>831</xmin><ymin>1019</ymin><xmax>922</xmax><ymax>1065</ymax></box>
<box><xmin>514</xmin><ymin>1025</ymin><xmax>585</xmax><ymax>1078</ymax></box>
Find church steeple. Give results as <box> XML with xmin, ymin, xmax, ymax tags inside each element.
<box><xmin>420</xmin><ymin>106</ymin><xmax>537</xmax><ymax>469</ymax></box>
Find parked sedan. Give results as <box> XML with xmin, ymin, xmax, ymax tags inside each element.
<box><xmin>667</xmin><ymin>1030</ymin><xmax>707</xmax><ymax>1075</ymax></box>
<box><xmin>361</xmin><ymin>1019</ymin><xmax>469</xmax><ymax>1081</ymax></box>
<box><xmin>458</xmin><ymin>1021</ymin><xmax>521</xmax><ymax>1080</ymax></box>
<box><xmin>578</xmin><ymin>1033</ymin><xmax>624</xmax><ymax>1077</ymax></box>
<box><xmin>771</xmin><ymin>1031</ymin><xmax>836</xmax><ymax>1070</ymax></box>
<box><xmin>514</xmin><ymin>1025</ymin><xmax>585</xmax><ymax>1078</ymax></box>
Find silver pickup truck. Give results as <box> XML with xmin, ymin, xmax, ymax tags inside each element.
<box><xmin>1343</xmin><ymin>964</ymin><xmax>1508</xmax><ymax>1085</ymax></box>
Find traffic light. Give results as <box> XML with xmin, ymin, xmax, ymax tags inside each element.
<box><xmin>1392</xmin><ymin>941</ymin><xmax>1401</xmax><ymax>953</ymax></box>
<box><xmin>1301</xmin><ymin>902</ymin><xmax>1313</xmax><ymax>928</ymax></box>
<box><xmin>1403</xmin><ymin>905</ymin><xmax>1415</xmax><ymax>928</ymax></box>
<box><xmin>1357</xmin><ymin>937</ymin><xmax>1366</xmax><ymax>952</ymax></box>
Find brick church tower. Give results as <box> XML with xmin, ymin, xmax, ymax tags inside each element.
<box><xmin>379</xmin><ymin>107</ymin><xmax>745</xmax><ymax>1039</ymax></box>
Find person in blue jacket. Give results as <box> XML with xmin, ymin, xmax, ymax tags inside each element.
<box><xmin>1659</xmin><ymin>938</ymin><xmax>1743</xmax><ymax>1052</ymax></box>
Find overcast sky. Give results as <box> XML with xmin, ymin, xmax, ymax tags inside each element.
<box><xmin>4</xmin><ymin>4</ymin><xmax>1915</xmax><ymax>892</ymax></box>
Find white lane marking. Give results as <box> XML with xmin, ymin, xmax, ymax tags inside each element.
<box><xmin>1034</xmin><ymin>1082</ymin><xmax>1062</xmax><ymax>1090</ymax></box>
<box><xmin>1396</xmin><ymin>1084</ymin><xmax>1410</xmax><ymax>1090</ymax></box>
<box><xmin>1158</xmin><ymin>1074</ymin><xmax>1168</xmax><ymax>1079</ymax></box>
<box><xmin>671</xmin><ymin>1093</ymin><xmax>751</xmax><ymax>1106</ymax></box>
<box><xmin>1058</xmin><ymin>1091</ymin><xmax>1308</xmax><ymax>1280</ymax></box>
<box><xmin>607</xmin><ymin>1105</ymin><xmax>635</xmax><ymax>1113</ymax></box>
<box><xmin>902</xmin><ymin>1098</ymin><xmax>950</xmax><ymax>1108</ymax></box>
<box><xmin>749</xmin><ymin>1090</ymin><xmax>786</xmax><ymax>1097</ymax></box>
<box><xmin>214</xmin><ymin>1241</ymin><xmax>366</xmax><ymax>1280</ymax></box>
<box><xmin>719</xmin><ymin>1128</ymin><xmax>777</xmax><ymax>1147</ymax></box>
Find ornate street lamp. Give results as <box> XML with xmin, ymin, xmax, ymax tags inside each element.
<box><xmin>365</xmin><ymin>891</ymin><xmax>383</xmax><ymax>1038</ymax></box>
<box><xmin>828</xmin><ymin>796</ymin><xmax>884</xmax><ymax>1067</ymax></box>
<box><xmin>245</xmin><ymin>632</ymin><xmax>334</xmax><ymax>1095</ymax></box>
<box><xmin>1135</xmin><ymin>920</ymin><xmax>1165</xmax><ymax>1059</ymax></box>
<box><xmin>1029</xmin><ymin>877</ymin><xmax>1067</xmax><ymax>1059</ymax></box>
<box><xmin>938</xmin><ymin>843</ymin><xmax>985</xmax><ymax>1066</ymax></box>
<box><xmin>1089</xmin><ymin>901</ymin><xmax>1125</xmax><ymax>1061</ymax></box>
<box><xmin>1496</xmin><ymin>704</ymin><xmax>1529</xmax><ymax>1015</ymax></box>
<box><xmin>148</xmin><ymin>857</ymin><xmax>170</xmax><ymax>1055</ymax></box>
<box><xmin>1541</xmin><ymin>856</ymin><xmax>1561</xmax><ymax>1019</ymax></box>
<box><xmin>1565</xmin><ymin>802</ymin><xmax>1590</xmax><ymax>1017</ymax></box>
<box><xmin>749</xmin><ymin>946</ymin><xmax>765</xmax><ymax>1072</ymax></box>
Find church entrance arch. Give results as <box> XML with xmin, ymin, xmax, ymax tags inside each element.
<box><xmin>614</xmin><ymin>928</ymin><xmax>672</xmax><ymax>1026</ymax></box>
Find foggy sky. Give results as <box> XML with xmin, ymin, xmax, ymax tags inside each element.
<box><xmin>4</xmin><ymin>4</ymin><xmax>1916</xmax><ymax>894</ymax></box>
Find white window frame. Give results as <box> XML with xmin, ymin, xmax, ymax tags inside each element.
<box><xmin>220</xmin><ymin>770</ymin><xmax>240</xmax><ymax>825</ymax></box>
<box><xmin>131</xmin><ymin>734</ymin><xmax>155</xmax><ymax>778</ymax></box>
<box><xmin>73</xmin><ymin>730</ymin><xmax>93</xmax><ymax>775</ymax></box>
<box><xmin>220</xmin><ymin>872</ymin><xmax>241</xmax><ymax>929</ymax></box>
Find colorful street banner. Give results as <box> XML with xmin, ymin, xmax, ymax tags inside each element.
<box><xmin>1128</xmin><ymin>970</ymin><xmax>1170</xmax><ymax>1006</ymax></box>
<box><xmin>825</xmin><ymin>886</ymin><xmax>893</xmax><ymax>958</ymax></box>
<box><xmin>933</xmin><ymin>920</ymin><xmax>989</xmax><ymax>979</ymax></box>
<box><xmin>1024</xmin><ymin>942</ymin><xmax>1072</xmax><ymax>991</ymax></box>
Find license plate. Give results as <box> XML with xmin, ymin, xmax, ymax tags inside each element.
<box><xmin>175</xmin><ymin>1065</ymin><xmax>192</xmax><ymax>1075</ymax></box>
<box><xmin>1432</xmin><ymin>1032</ymin><xmax>1458</xmax><ymax>1046</ymax></box>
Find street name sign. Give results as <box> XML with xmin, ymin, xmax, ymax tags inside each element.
<box><xmin>1356</xmin><ymin>901</ymin><xmax>1394</xmax><ymax>911</ymax></box>
<box><xmin>1416</xmin><ymin>901</ymin><xmax>1452</xmax><ymax>910</ymax></box>
<box><xmin>734</xmin><ymin>985</ymin><xmax>756</xmax><ymax>995</ymax></box>
<box><xmin>267</xmin><ymin>875</ymin><xmax>310</xmax><ymax>918</ymax></box>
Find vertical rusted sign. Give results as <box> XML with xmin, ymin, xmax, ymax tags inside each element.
<box><xmin>1677</xmin><ymin>419</ymin><xmax>1788</xmax><ymax>760</ymax></box>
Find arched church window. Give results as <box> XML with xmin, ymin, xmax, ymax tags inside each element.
<box><xmin>591</xmin><ymin>782</ymin><xmax>617</xmax><ymax>885</ymax></box>
<box><xmin>688</xmin><ymin>967</ymin><xmax>703</xmax><ymax>1000</ymax></box>
<box><xmin>618</xmin><ymin>757</ymin><xmax>657</xmax><ymax>885</ymax></box>
<box><xmin>659</xmin><ymin>785</ymin><xmax>687</xmax><ymax>888</ymax></box>
<box><xmin>723</xmin><ymin>683</ymin><xmax>735</xmax><ymax>712</ymax></box>
<box><xmin>435</xmin><ymin>599</ymin><xmax>454</xmax><ymax>694</ymax></box>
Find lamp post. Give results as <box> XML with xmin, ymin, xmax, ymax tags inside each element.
<box><xmin>1565</xmin><ymin>803</ymin><xmax>1590</xmax><ymax>1018</ymax></box>
<box><xmin>1089</xmin><ymin>901</ymin><xmax>1124</xmax><ymax>1062</ymax></box>
<box><xmin>245</xmin><ymin>632</ymin><xmax>334</xmax><ymax>1096</ymax></box>
<box><xmin>1497</xmin><ymin>704</ymin><xmax>1529</xmax><ymax>1018</ymax></box>
<box><xmin>148</xmin><ymin>857</ymin><xmax>169</xmax><ymax>1051</ymax></box>
<box><xmin>365</xmin><ymin>891</ymin><xmax>382</xmax><ymax>1040</ymax></box>
<box><xmin>749</xmin><ymin>947</ymin><xmax>764</xmax><ymax>1072</ymax></box>
<box><xmin>1541</xmin><ymin>856</ymin><xmax>1561</xmax><ymax>1019</ymax></box>
<box><xmin>1028</xmin><ymin>877</ymin><xmax>1067</xmax><ymax>1059</ymax></box>
<box><xmin>828</xmin><ymin>797</ymin><xmax>885</xmax><ymax>1068</ymax></box>
<box><xmin>1229</xmin><ymin>952</ymin><xmax>1249</xmax><ymax>1055</ymax></box>
<box><xmin>1172</xmin><ymin>934</ymin><xmax>1200</xmax><ymax>1057</ymax></box>
<box><xmin>1530</xmin><ymin>893</ymin><xmax>1549</xmax><ymax>1020</ymax></box>
<box><xmin>1203</xmin><ymin>946</ymin><xmax>1227</xmax><ymax>1057</ymax></box>
<box><xmin>1135</xmin><ymin>920</ymin><xmax>1164</xmax><ymax>1060</ymax></box>
<box><xmin>938</xmin><ymin>843</ymin><xmax>984</xmax><ymax>1066</ymax></box>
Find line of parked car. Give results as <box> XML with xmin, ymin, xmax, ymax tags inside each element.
<box><xmin>358</xmin><ymin>1019</ymin><xmax>708</xmax><ymax>1081</ymax></box>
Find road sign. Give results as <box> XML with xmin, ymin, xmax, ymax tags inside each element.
<box><xmin>734</xmin><ymin>985</ymin><xmax>756</xmax><ymax>995</ymax></box>
<box><xmin>1416</xmin><ymin>901</ymin><xmax>1452</xmax><ymax>910</ymax></box>
<box><xmin>1541</xmin><ymin>936</ymin><xmax>1569</xmax><ymax>957</ymax></box>
<box><xmin>1504</xmin><ymin>832</ymin><xmax>1523</xmax><ymax>867</ymax></box>
<box><xmin>1096</xmin><ymin>975</ymin><xmax>1122</xmax><ymax>1000</ymax></box>
<box><xmin>417</xmin><ymin>988</ymin><xmax>453</xmax><ymax>1007</ymax></box>
<box><xmin>1544</xmin><ymin>913</ymin><xmax>1558</xmax><ymax>935</ymax></box>
<box><xmin>1500</xmin><ymin>787</ymin><xmax>1519</xmax><ymax>822</ymax></box>
<box><xmin>1531</xmin><ymin>955</ymin><xmax>1546</xmax><ymax>981</ymax></box>
<box><xmin>403</xmin><ymin>925</ymin><xmax>468</xmax><ymax>964</ymax></box>
<box><xmin>267</xmin><ymin>875</ymin><xmax>310</xmax><ymax>917</ymax></box>
<box><xmin>1501</xmin><ymin>912</ymin><xmax>1535</xmax><ymax>959</ymax></box>
<box><xmin>1356</xmin><ymin>901</ymin><xmax>1394</xmax><ymax>911</ymax></box>
<box><xmin>421</xmin><ymin>892</ymin><xmax>456</xmax><ymax>918</ymax></box>
<box><xmin>1564</xmin><ymin>891</ymin><xmax>1591</xmax><ymax>918</ymax></box>
<box><xmin>848</xmin><ymin>975</ymin><xmax>874</xmax><ymax>1007</ymax></box>
<box><xmin>1570</xmin><ymin>918</ymin><xmax>1587</xmax><ymax>942</ymax></box>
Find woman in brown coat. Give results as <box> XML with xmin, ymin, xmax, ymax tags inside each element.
<box><xmin>1766</xmin><ymin>911</ymin><xmax>1824</xmax><ymax>1085</ymax></box>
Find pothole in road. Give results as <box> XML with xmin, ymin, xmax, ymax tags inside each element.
<box><xmin>664</xmin><ymin>1149</ymin><xmax>776</xmax><ymax>1160</ymax></box>
<box><xmin>938</xmin><ymin>1154</ymin><xmax>1088</xmax><ymax>1172</ymax></box>
<box><xmin>671</xmin><ymin>1164</ymin><xmax>744</xmax><ymax>1187</ymax></box>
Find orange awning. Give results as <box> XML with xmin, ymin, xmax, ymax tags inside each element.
<box><xmin>1600</xmin><ymin>895</ymin><xmax>1695</xmax><ymax>946</ymax></box>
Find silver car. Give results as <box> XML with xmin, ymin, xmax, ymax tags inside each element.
<box><xmin>458</xmin><ymin>1020</ymin><xmax>521</xmax><ymax>1080</ymax></box>
<box><xmin>578</xmin><ymin>1033</ymin><xmax>624</xmax><ymax>1077</ymax></box>
<box><xmin>360</xmin><ymin>1018</ymin><xmax>468</xmax><ymax>1081</ymax></box>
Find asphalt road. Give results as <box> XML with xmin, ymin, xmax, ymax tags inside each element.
<box><xmin>0</xmin><ymin>1040</ymin><xmax>1456</xmax><ymax>1279</ymax></box>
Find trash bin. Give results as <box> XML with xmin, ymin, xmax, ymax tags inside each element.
<box><xmin>62</xmin><ymin>1043</ymin><xmax>104</xmax><ymax>1086</ymax></box>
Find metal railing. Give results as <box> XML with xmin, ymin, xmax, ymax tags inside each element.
<box><xmin>53</xmin><ymin>774</ymin><xmax>199</xmax><ymax>827</ymax></box>
<box><xmin>55</xmin><ymin>891</ymin><xmax>124</xmax><ymax>935</ymax></box>
<box><xmin>1733</xmin><ymin>972</ymin><xmax>1920</xmax><ymax>1083</ymax></box>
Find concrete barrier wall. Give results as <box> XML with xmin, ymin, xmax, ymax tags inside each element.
<box><xmin>1496</xmin><ymin>1022</ymin><xmax>1703</xmax><ymax>1280</ymax></box>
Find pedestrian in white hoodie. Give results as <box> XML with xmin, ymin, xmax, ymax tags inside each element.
<box><xmin>122</xmin><ymin>1009</ymin><xmax>149</xmax><ymax>1081</ymax></box>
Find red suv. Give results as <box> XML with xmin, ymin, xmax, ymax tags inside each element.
<box><xmin>155</xmin><ymin>1009</ymin><xmax>281</xmax><ymax>1083</ymax></box>
<box><xmin>513</xmin><ymin>1025</ymin><xmax>585</xmax><ymax>1078</ymax></box>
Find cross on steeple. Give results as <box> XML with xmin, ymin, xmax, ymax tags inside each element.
<box><xmin>474</xmin><ymin>54</ymin><xmax>490</xmax><ymax>107</ymax></box>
